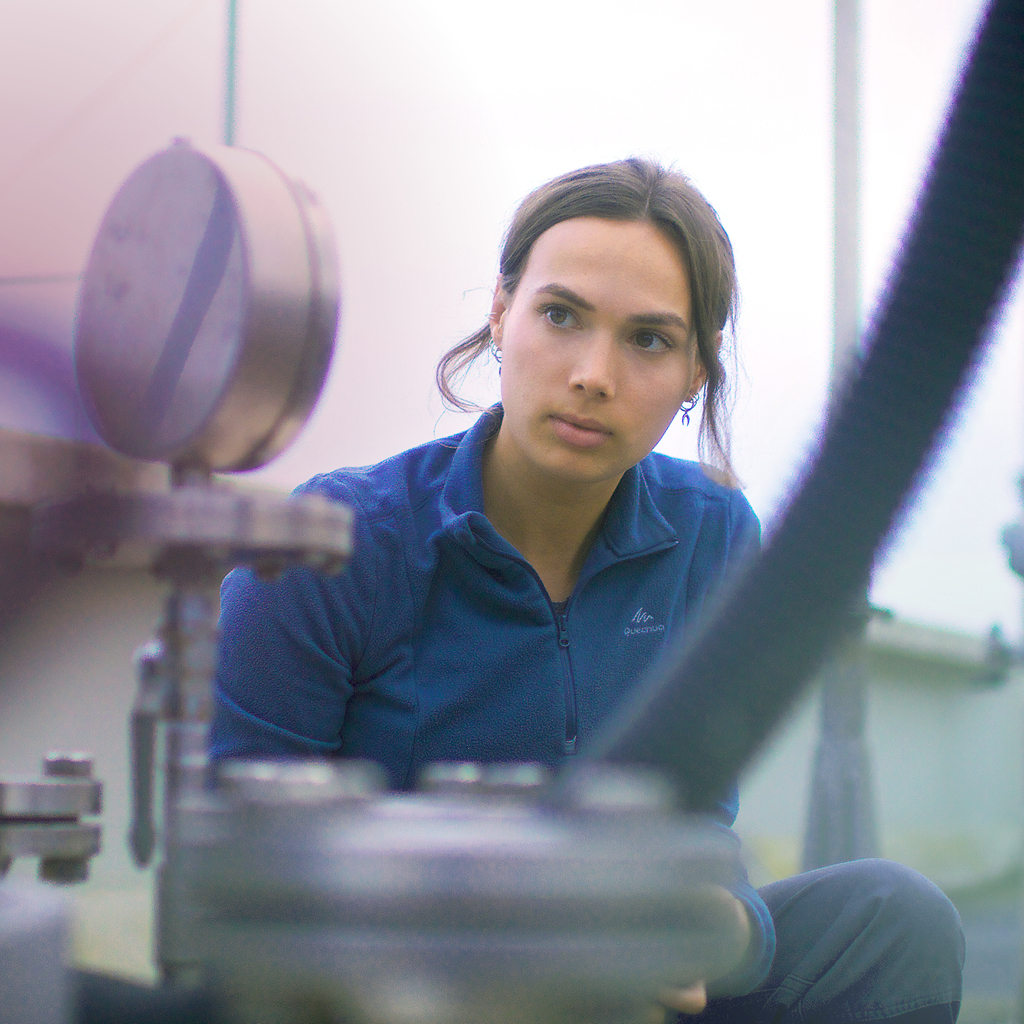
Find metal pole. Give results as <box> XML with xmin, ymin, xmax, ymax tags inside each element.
<box><xmin>830</xmin><ymin>0</ymin><xmax>861</xmax><ymax>391</ymax></box>
<box><xmin>156</xmin><ymin>563</ymin><xmax>221</xmax><ymax>985</ymax></box>
<box><xmin>224</xmin><ymin>0</ymin><xmax>238</xmax><ymax>146</ymax></box>
<box><xmin>801</xmin><ymin>0</ymin><xmax>878</xmax><ymax>872</ymax></box>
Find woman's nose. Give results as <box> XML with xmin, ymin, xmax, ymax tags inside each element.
<box><xmin>568</xmin><ymin>336</ymin><xmax>617</xmax><ymax>398</ymax></box>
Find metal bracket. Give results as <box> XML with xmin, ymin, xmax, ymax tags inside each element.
<box><xmin>0</xmin><ymin>753</ymin><xmax>103</xmax><ymax>883</ymax></box>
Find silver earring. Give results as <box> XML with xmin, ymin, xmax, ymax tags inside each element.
<box><xmin>680</xmin><ymin>394</ymin><xmax>699</xmax><ymax>426</ymax></box>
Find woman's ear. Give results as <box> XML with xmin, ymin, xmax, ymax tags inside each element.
<box><xmin>489</xmin><ymin>279</ymin><xmax>508</xmax><ymax>346</ymax></box>
<box><xmin>692</xmin><ymin>330</ymin><xmax>723</xmax><ymax>394</ymax></box>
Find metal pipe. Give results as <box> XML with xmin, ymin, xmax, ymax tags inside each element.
<box><xmin>224</xmin><ymin>0</ymin><xmax>238</xmax><ymax>146</ymax></box>
<box><xmin>802</xmin><ymin>0</ymin><xmax>878</xmax><ymax>871</ymax></box>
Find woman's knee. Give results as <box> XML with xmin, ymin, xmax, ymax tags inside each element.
<box><xmin>761</xmin><ymin>858</ymin><xmax>965</xmax><ymax>981</ymax></box>
<box><xmin>754</xmin><ymin>859</ymin><xmax>964</xmax><ymax>1018</ymax></box>
<box><xmin>849</xmin><ymin>860</ymin><xmax>960</xmax><ymax>929</ymax></box>
<box><xmin>813</xmin><ymin>858</ymin><xmax>965</xmax><ymax>970</ymax></box>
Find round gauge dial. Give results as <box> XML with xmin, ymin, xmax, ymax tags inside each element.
<box><xmin>76</xmin><ymin>141</ymin><xmax>339</xmax><ymax>472</ymax></box>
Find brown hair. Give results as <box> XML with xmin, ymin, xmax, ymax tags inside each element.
<box><xmin>436</xmin><ymin>157</ymin><xmax>739</xmax><ymax>484</ymax></box>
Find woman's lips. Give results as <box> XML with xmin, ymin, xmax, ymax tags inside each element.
<box><xmin>549</xmin><ymin>414</ymin><xmax>612</xmax><ymax>449</ymax></box>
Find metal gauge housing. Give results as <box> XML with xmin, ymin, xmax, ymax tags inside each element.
<box><xmin>76</xmin><ymin>140</ymin><xmax>339</xmax><ymax>472</ymax></box>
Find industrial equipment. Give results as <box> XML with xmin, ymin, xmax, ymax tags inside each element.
<box><xmin>9</xmin><ymin>140</ymin><xmax>752</xmax><ymax>1022</ymax></box>
<box><xmin>2</xmin><ymin>0</ymin><xmax>1022</xmax><ymax>1019</ymax></box>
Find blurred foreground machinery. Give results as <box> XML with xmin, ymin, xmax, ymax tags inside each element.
<box><xmin>3</xmin><ymin>0</ymin><xmax>1024</xmax><ymax>1019</ymax></box>
<box><xmin>3</xmin><ymin>140</ymin><xmax>751</xmax><ymax>1024</ymax></box>
<box><xmin>0</xmin><ymin>754</ymin><xmax>102</xmax><ymax>883</ymax></box>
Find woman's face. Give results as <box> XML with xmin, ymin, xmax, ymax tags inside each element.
<box><xmin>489</xmin><ymin>216</ymin><xmax>706</xmax><ymax>496</ymax></box>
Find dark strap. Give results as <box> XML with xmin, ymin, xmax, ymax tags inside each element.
<box><xmin>572</xmin><ymin>0</ymin><xmax>1024</xmax><ymax>812</ymax></box>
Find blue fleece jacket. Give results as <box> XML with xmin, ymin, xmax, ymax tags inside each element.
<box><xmin>212</xmin><ymin>409</ymin><xmax>774</xmax><ymax>993</ymax></box>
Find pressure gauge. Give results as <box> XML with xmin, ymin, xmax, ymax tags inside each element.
<box><xmin>76</xmin><ymin>140</ymin><xmax>339</xmax><ymax>472</ymax></box>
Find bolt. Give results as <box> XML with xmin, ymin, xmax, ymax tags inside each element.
<box><xmin>219</xmin><ymin>758</ymin><xmax>386</xmax><ymax>806</ymax></box>
<box><xmin>419</xmin><ymin>761</ymin><xmax>551</xmax><ymax>798</ymax></box>
<box><xmin>481</xmin><ymin>762</ymin><xmax>550</xmax><ymax>795</ymax></box>
<box><xmin>560</xmin><ymin>765</ymin><xmax>677</xmax><ymax>814</ymax></box>
<box><xmin>43</xmin><ymin>754</ymin><xmax>102</xmax><ymax>814</ymax></box>
<box><xmin>44</xmin><ymin>753</ymin><xmax>93</xmax><ymax>779</ymax></box>
<box><xmin>40</xmin><ymin>856</ymin><xmax>89</xmax><ymax>884</ymax></box>
<box><xmin>418</xmin><ymin>761</ymin><xmax>484</xmax><ymax>794</ymax></box>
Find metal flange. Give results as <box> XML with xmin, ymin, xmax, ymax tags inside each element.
<box><xmin>0</xmin><ymin>822</ymin><xmax>100</xmax><ymax>859</ymax></box>
<box><xmin>32</xmin><ymin>486</ymin><xmax>352</xmax><ymax>574</ymax></box>
<box><xmin>0</xmin><ymin>755</ymin><xmax>103</xmax><ymax>883</ymax></box>
<box><xmin>0</xmin><ymin>778</ymin><xmax>101</xmax><ymax>819</ymax></box>
<box><xmin>179</xmin><ymin>761</ymin><xmax>750</xmax><ymax>1024</ymax></box>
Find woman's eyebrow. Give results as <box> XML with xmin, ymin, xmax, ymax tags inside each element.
<box><xmin>536</xmin><ymin>283</ymin><xmax>596</xmax><ymax>310</ymax></box>
<box><xmin>625</xmin><ymin>310</ymin><xmax>690</xmax><ymax>333</ymax></box>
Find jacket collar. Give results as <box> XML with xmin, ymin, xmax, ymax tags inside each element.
<box><xmin>441</xmin><ymin>408</ymin><xmax>678</xmax><ymax>569</ymax></box>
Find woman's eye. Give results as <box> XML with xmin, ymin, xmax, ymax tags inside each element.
<box><xmin>634</xmin><ymin>331</ymin><xmax>671</xmax><ymax>352</ymax></box>
<box><xmin>543</xmin><ymin>305</ymin><xmax>577</xmax><ymax>328</ymax></box>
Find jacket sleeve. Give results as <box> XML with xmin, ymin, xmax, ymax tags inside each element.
<box><xmin>708</xmin><ymin>788</ymin><xmax>776</xmax><ymax>996</ymax></box>
<box><xmin>210</xmin><ymin>481</ymin><xmax>377</xmax><ymax>761</ymax></box>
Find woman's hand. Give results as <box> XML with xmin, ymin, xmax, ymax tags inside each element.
<box><xmin>655</xmin><ymin>982</ymin><xmax>708</xmax><ymax>1017</ymax></box>
<box><xmin>650</xmin><ymin>888</ymin><xmax>753</xmax><ymax>1020</ymax></box>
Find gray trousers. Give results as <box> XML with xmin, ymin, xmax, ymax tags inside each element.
<box><xmin>699</xmin><ymin>859</ymin><xmax>966</xmax><ymax>1024</ymax></box>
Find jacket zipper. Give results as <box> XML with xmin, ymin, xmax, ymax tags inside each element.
<box><xmin>557</xmin><ymin>609</ymin><xmax>578</xmax><ymax>755</ymax></box>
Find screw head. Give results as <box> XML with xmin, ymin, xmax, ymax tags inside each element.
<box><xmin>418</xmin><ymin>762</ymin><xmax>550</xmax><ymax>797</ymax></box>
<box><xmin>219</xmin><ymin>758</ymin><xmax>386</xmax><ymax>807</ymax></box>
<box><xmin>418</xmin><ymin>762</ymin><xmax>484</xmax><ymax>794</ymax></box>
<box><xmin>559</xmin><ymin>765</ymin><xmax>677</xmax><ymax>814</ymax></box>
<box><xmin>43</xmin><ymin>753</ymin><xmax>94</xmax><ymax>779</ymax></box>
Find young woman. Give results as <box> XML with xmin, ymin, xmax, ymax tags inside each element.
<box><xmin>212</xmin><ymin>159</ymin><xmax>964</xmax><ymax>1023</ymax></box>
